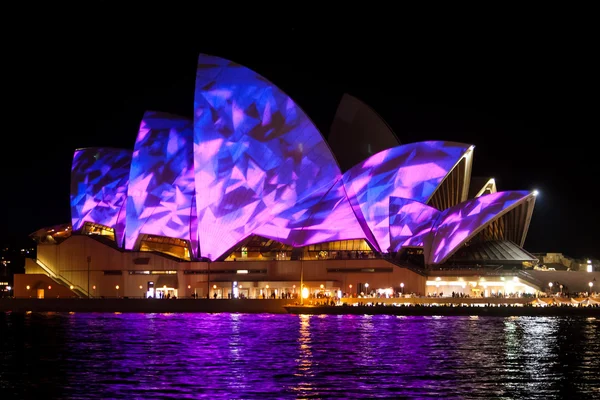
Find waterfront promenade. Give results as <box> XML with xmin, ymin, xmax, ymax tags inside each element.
<box><xmin>0</xmin><ymin>298</ymin><xmax>291</xmax><ymax>314</ymax></box>
<box><xmin>284</xmin><ymin>304</ymin><xmax>600</xmax><ymax>317</ymax></box>
<box><xmin>2</xmin><ymin>296</ymin><xmax>600</xmax><ymax>316</ymax></box>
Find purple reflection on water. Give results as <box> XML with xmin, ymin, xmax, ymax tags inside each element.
<box><xmin>0</xmin><ymin>313</ymin><xmax>598</xmax><ymax>399</ymax></box>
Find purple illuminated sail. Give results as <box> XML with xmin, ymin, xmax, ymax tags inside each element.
<box><xmin>389</xmin><ymin>197</ymin><xmax>440</xmax><ymax>252</ymax></box>
<box><xmin>342</xmin><ymin>141</ymin><xmax>472</xmax><ymax>253</ymax></box>
<box><xmin>254</xmin><ymin>179</ymin><xmax>366</xmax><ymax>246</ymax></box>
<box><xmin>70</xmin><ymin>148</ymin><xmax>131</xmax><ymax>246</ymax></box>
<box><xmin>425</xmin><ymin>190</ymin><xmax>534</xmax><ymax>264</ymax></box>
<box><xmin>125</xmin><ymin>112</ymin><xmax>197</xmax><ymax>257</ymax></box>
<box><xmin>193</xmin><ymin>54</ymin><xmax>341</xmax><ymax>260</ymax></box>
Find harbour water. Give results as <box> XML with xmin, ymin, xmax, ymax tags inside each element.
<box><xmin>1</xmin><ymin>312</ymin><xmax>598</xmax><ymax>399</ymax></box>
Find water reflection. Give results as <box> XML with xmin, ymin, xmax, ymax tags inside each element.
<box><xmin>226</xmin><ymin>313</ymin><xmax>247</xmax><ymax>391</ymax></box>
<box><xmin>292</xmin><ymin>314</ymin><xmax>313</xmax><ymax>396</ymax></box>
<box><xmin>1</xmin><ymin>313</ymin><xmax>599</xmax><ymax>398</ymax></box>
<box><xmin>296</xmin><ymin>314</ymin><xmax>313</xmax><ymax>373</ymax></box>
<box><xmin>358</xmin><ymin>314</ymin><xmax>374</xmax><ymax>366</ymax></box>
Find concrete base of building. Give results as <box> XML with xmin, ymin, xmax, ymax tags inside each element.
<box><xmin>0</xmin><ymin>298</ymin><xmax>292</xmax><ymax>314</ymax></box>
<box><xmin>2</xmin><ymin>298</ymin><xmax>599</xmax><ymax>317</ymax></box>
<box><xmin>285</xmin><ymin>304</ymin><xmax>600</xmax><ymax>317</ymax></box>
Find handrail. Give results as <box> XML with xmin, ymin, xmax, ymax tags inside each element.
<box><xmin>35</xmin><ymin>258</ymin><xmax>58</xmax><ymax>279</ymax></box>
<box><xmin>383</xmin><ymin>258</ymin><xmax>428</xmax><ymax>276</ymax></box>
<box><xmin>35</xmin><ymin>259</ymin><xmax>90</xmax><ymax>298</ymax></box>
<box><xmin>516</xmin><ymin>270</ymin><xmax>544</xmax><ymax>290</ymax></box>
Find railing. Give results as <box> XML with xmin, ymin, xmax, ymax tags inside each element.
<box><xmin>383</xmin><ymin>258</ymin><xmax>427</xmax><ymax>276</ymax></box>
<box><xmin>35</xmin><ymin>258</ymin><xmax>58</xmax><ymax>279</ymax></box>
<box><xmin>517</xmin><ymin>270</ymin><xmax>544</xmax><ymax>290</ymax></box>
<box><xmin>35</xmin><ymin>259</ymin><xmax>90</xmax><ymax>298</ymax></box>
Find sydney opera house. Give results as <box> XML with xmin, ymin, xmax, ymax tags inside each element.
<box><xmin>15</xmin><ymin>54</ymin><xmax>540</xmax><ymax>300</ymax></box>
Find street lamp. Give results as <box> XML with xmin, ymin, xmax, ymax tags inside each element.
<box><xmin>87</xmin><ymin>256</ymin><xmax>91</xmax><ymax>299</ymax></box>
<box><xmin>115</xmin><ymin>285</ymin><xmax>119</xmax><ymax>298</ymax></box>
<box><xmin>365</xmin><ymin>282</ymin><xmax>369</xmax><ymax>296</ymax></box>
<box><xmin>139</xmin><ymin>285</ymin><xmax>144</xmax><ymax>298</ymax></box>
<box><xmin>301</xmin><ymin>286</ymin><xmax>309</xmax><ymax>300</ymax></box>
<box><xmin>589</xmin><ymin>282</ymin><xmax>593</xmax><ymax>294</ymax></box>
<box><xmin>400</xmin><ymin>282</ymin><xmax>404</xmax><ymax>295</ymax></box>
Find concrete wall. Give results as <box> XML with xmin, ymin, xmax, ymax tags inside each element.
<box><xmin>341</xmin><ymin>297</ymin><xmax>541</xmax><ymax>305</ymax></box>
<box><xmin>14</xmin><ymin>274</ymin><xmax>77</xmax><ymax>298</ymax></box>
<box><xmin>25</xmin><ymin>235</ymin><xmax>426</xmax><ymax>299</ymax></box>
<box><xmin>537</xmin><ymin>253</ymin><xmax>576</xmax><ymax>269</ymax></box>
<box><xmin>198</xmin><ymin>259</ymin><xmax>426</xmax><ymax>297</ymax></box>
<box><xmin>34</xmin><ymin>236</ymin><xmax>199</xmax><ymax>298</ymax></box>
<box><xmin>24</xmin><ymin>258</ymin><xmax>46</xmax><ymax>274</ymax></box>
<box><xmin>542</xmin><ymin>253</ymin><xmax>563</xmax><ymax>264</ymax></box>
<box><xmin>526</xmin><ymin>270</ymin><xmax>600</xmax><ymax>293</ymax></box>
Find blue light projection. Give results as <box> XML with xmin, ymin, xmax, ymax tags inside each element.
<box><xmin>70</xmin><ymin>147</ymin><xmax>132</xmax><ymax>246</ymax></box>
<box><xmin>342</xmin><ymin>141</ymin><xmax>471</xmax><ymax>253</ymax></box>
<box><xmin>125</xmin><ymin>111</ymin><xmax>198</xmax><ymax>257</ymax></box>
<box><xmin>424</xmin><ymin>190</ymin><xmax>534</xmax><ymax>264</ymax></box>
<box><xmin>389</xmin><ymin>197</ymin><xmax>440</xmax><ymax>252</ymax></box>
<box><xmin>193</xmin><ymin>54</ymin><xmax>341</xmax><ymax>260</ymax></box>
<box><xmin>66</xmin><ymin>54</ymin><xmax>537</xmax><ymax>266</ymax></box>
<box><xmin>254</xmin><ymin>178</ymin><xmax>366</xmax><ymax>246</ymax></box>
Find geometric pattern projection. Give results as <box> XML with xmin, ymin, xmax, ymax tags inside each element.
<box><xmin>425</xmin><ymin>190</ymin><xmax>532</xmax><ymax>265</ymax></box>
<box><xmin>125</xmin><ymin>111</ymin><xmax>197</xmax><ymax>257</ymax></box>
<box><xmin>67</xmin><ymin>54</ymin><xmax>537</xmax><ymax>265</ymax></box>
<box><xmin>342</xmin><ymin>141</ymin><xmax>471</xmax><ymax>253</ymax></box>
<box><xmin>254</xmin><ymin>178</ymin><xmax>366</xmax><ymax>247</ymax></box>
<box><xmin>193</xmin><ymin>54</ymin><xmax>341</xmax><ymax>260</ymax></box>
<box><xmin>70</xmin><ymin>147</ymin><xmax>132</xmax><ymax>246</ymax></box>
<box><xmin>252</xmin><ymin>180</ymin><xmax>334</xmax><ymax>245</ymax></box>
<box><xmin>292</xmin><ymin>178</ymin><xmax>367</xmax><ymax>246</ymax></box>
<box><xmin>389</xmin><ymin>197</ymin><xmax>440</xmax><ymax>252</ymax></box>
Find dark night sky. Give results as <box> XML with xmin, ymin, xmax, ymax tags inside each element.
<box><xmin>1</xmin><ymin>16</ymin><xmax>597</xmax><ymax>258</ymax></box>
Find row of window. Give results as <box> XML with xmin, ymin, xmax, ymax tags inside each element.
<box><xmin>326</xmin><ymin>268</ymin><xmax>394</xmax><ymax>273</ymax></box>
<box><xmin>183</xmin><ymin>269</ymin><xmax>268</xmax><ymax>275</ymax></box>
<box><xmin>104</xmin><ymin>270</ymin><xmax>179</xmax><ymax>275</ymax></box>
<box><xmin>103</xmin><ymin>268</ymin><xmax>392</xmax><ymax>276</ymax></box>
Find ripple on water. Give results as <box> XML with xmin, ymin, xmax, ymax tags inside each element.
<box><xmin>0</xmin><ymin>313</ymin><xmax>599</xmax><ymax>399</ymax></box>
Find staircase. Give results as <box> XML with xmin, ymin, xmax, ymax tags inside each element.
<box><xmin>383</xmin><ymin>257</ymin><xmax>428</xmax><ymax>276</ymax></box>
<box><xmin>35</xmin><ymin>259</ymin><xmax>90</xmax><ymax>298</ymax></box>
<box><xmin>516</xmin><ymin>270</ymin><xmax>544</xmax><ymax>291</ymax></box>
